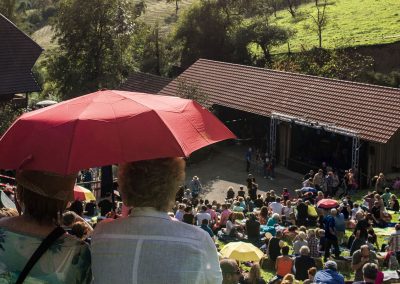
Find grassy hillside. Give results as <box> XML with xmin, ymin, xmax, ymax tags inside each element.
<box><xmin>270</xmin><ymin>0</ymin><xmax>400</xmax><ymax>54</ymax></box>
<box><xmin>31</xmin><ymin>25</ymin><xmax>56</xmax><ymax>51</ymax></box>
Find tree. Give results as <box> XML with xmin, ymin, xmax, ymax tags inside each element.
<box><xmin>0</xmin><ymin>102</ymin><xmax>23</xmax><ymax>136</ymax></box>
<box><xmin>0</xmin><ymin>0</ymin><xmax>17</xmax><ymax>21</ymax></box>
<box><xmin>310</xmin><ymin>0</ymin><xmax>328</xmax><ymax>48</ymax></box>
<box><xmin>286</xmin><ymin>0</ymin><xmax>298</xmax><ymax>17</ymax></box>
<box><xmin>47</xmin><ymin>0</ymin><xmax>144</xmax><ymax>99</ymax></box>
<box><xmin>243</xmin><ymin>17</ymin><xmax>292</xmax><ymax>66</ymax></box>
<box><xmin>166</xmin><ymin>0</ymin><xmax>181</xmax><ymax>15</ymax></box>
<box><xmin>273</xmin><ymin>48</ymin><xmax>374</xmax><ymax>82</ymax></box>
<box><xmin>171</xmin><ymin>1</ymin><xmax>240</xmax><ymax>69</ymax></box>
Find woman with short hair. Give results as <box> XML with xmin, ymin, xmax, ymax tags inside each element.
<box><xmin>0</xmin><ymin>170</ymin><xmax>91</xmax><ymax>283</ymax></box>
<box><xmin>91</xmin><ymin>158</ymin><xmax>222</xmax><ymax>283</ymax></box>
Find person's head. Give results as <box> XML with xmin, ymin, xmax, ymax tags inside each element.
<box><xmin>324</xmin><ymin>260</ymin><xmax>338</xmax><ymax>271</ymax></box>
<box><xmin>318</xmin><ymin>229</ymin><xmax>325</xmax><ymax>237</ymax></box>
<box><xmin>16</xmin><ymin>170</ymin><xmax>77</xmax><ymax>225</ymax></box>
<box><xmin>360</xmin><ymin>244</ymin><xmax>370</xmax><ymax>258</ymax></box>
<box><xmin>238</xmin><ymin>197</ymin><xmax>244</xmax><ymax>202</ymax></box>
<box><xmin>300</xmin><ymin>245</ymin><xmax>310</xmax><ymax>256</ymax></box>
<box><xmin>308</xmin><ymin>267</ymin><xmax>317</xmax><ymax>279</ymax></box>
<box><xmin>228</xmin><ymin>186</ymin><xmax>233</xmax><ymax>192</ymax></box>
<box><xmin>385</xmin><ymin>187</ymin><xmax>390</xmax><ymax>193</ymax></box>
<box><xmin>281</xmin><ymin>246</ymin><xmax>289</xmax><ymax>255</ymax></box>
<box><xmin>391</xmin><ymin>194</ymin><xmax>397</xmax><ymax>201</ymax></box>
<box><xmin>201</xmin><ymin>218</ymin><xmax>209</xmax><ymax>226</ymax></box>
<box><xmin>71</xmin><ymin>221</ymin><xmax>89</xmax><ymax>240</ymax></box>
<box><xmin>118</xmin><ymin>157</ymin><xmax>185</xmax><ymax>212</ymax></box>
<box><xmin>220</xmin><ymin>258</ymin><xmax>241</xmax><ymax>284</ymax></box>
<box><xmin>0</xmin><ymin>208</ymin><xmax>18</xmax><ymax>219</ymax></box>
<box><xmin>298</xmin><ymin>231</ymin><xmax>306</xmax><ymax>241</ymax></box>
<box><xmin>299</xmin><ymin>226</ymin><xmax>307</xmax><ymax>233</ymax></box>
<box><xmin>272</xmin><ymin>213</ymin><xmax>280</xmax><ymax>221</ymax></box>
<box><xmin>307</xmin><ymin>229</ymin><xmax>316</xmax><ymax>238</ymax></box>
<box><xmin>354</xmin><ymin>203</ymin><xmax>359</xmax><ymax>208</ymax></box>
<box><xmin>283</xmin><ymin>188</ymin><xmax>288</xmax><ymax>193</ymax></box>
<box><xmin>228</xmin><ymin>212</ymin><xmax>235</xmax><ymax>222</ymax></box>
<box><xmin>318</xmin><ymin>169</ymin><xmax>323</xmax><ymax>175</ymax></box>
<box><xmin>276</xmin><ymin>197</ymin><xmax>281</xmax><ymax>203</ymax></box>
<box><xmin>62</xmin><ymin>211</ymin><xmax>78</xmax><ymax>227</ymax></box>
<box><xmin>184</xmin><ymin>206</ymin><xmax>192</xmax><ymax>213</ymax></box>
<box><xmin>330</xmin><ymin>208</ymin><xmax>337</xmax><ymax>216</ymax></box>
<box><xmin>69</xmin><ymin>200</ymin><xmax>84</xmax><ymax>216</ymax></box>
<box><xmin>286</xmin><ymin>200</ymin><xmax>291</xmax><ymax>207</ymax></box>
<box><xmin>395</xmin><ymin>223</ymin><xmax>400</xmax><ymax>232</ymax></box>
<box><xmin>201</xmin><ymin>205</ymin><xmax>207</xmax><ymax>212</ymax></box>
<box><xmin>178</xmin><ymin>203</ymin><xmax>186</xmax><ymax>210</ymax></box>
<box><xmin>248</xmin><ymin>263</ymin><xmax>261</xmax><ymax>281</ymax></box>
<box><xmin>362</xmin><ymin>263</ymin><xmax>378</xmax><ymax>282</ymax></box>
<box><xmin>276</xmin><ymin>230</ymin><xmax>283</xmax><ymax>239</ymax></box>
<box><xmin>282</xmin><ymin>274</ymin><xmax>295</xmax><ymax>284</ymax></box>
<box><xmin>260</xmin><ymin>206</ymin><xmax>268</xmax><ymax>217</ymax></box>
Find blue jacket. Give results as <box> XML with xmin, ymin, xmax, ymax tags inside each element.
<box><xmin>315</xmin><ymin>269</ymin><xmax>345</xmax><ymax>284</ymax></box>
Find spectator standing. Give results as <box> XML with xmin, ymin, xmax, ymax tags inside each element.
<box><xmin>388</xmin><ymin>223</ymin><xmax>400</xmax><ymax>262</ymax></box>
<box><xmin>333</xmin><ymin>208</ymin><xmax>346</xmax><ymax>245</ymax></box>
<box><xmin>323</xmin><ymin>209</ymin><xmax>341</xmax><ymax>261</ymax></box>
<box><xmin>294</xmin><ymin>246</ymin><xmax>316</xmax><ymax>281</ymax></box>
<box><xmin>313</xmin><ymin>169</ymin><xmax>325</xmax><ymax>192</ymax></box>
<box><xmin>182</xmin><ymin>206</ymin><xmax>195</xmax><ymax>225</ymax></box>
<box><xmin>314</xmin><ymin>261</ymin><xmax>345</xmax><ymax>284</ymax></box>
<box><xmin>351</xmin><ymin>245</ymin><xmax>378</xmax><ymax>282</ymax></box>
<box><xmin>189</xmin><ymin>176</ymin><xmax>202</xmax><ymax>198</ymax></box>
<box><xmin>237</xmin><ymin>186</ymin><xmax>246</xmax><ymax>198</ymax></box>
<box><xmin>175</xmin><ymin>204</ymin><xmax>186</xmax><ymax>221</ymax></box>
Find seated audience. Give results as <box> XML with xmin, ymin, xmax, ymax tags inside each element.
<box><xmin>314</xmin><ymin>260</ymin><xmax>345</xmax><ymax>284</ymax></box>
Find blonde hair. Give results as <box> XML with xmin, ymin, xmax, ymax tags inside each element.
<box><xmin>307</xmin><ymin>229</ymin><xmax>316</xmax><ymax>238</ymax></box>
<box><xmin>118</xmin><ymin>158</ymin><xmax>185</xmax><ymax>211</ymax></box>
<box><xmin>282</xmin><ymin>273</ymin><xmax>295</xmax><ymax>283</ymax></box>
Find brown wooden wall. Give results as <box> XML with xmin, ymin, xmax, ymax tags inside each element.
<box><xmin>368</xmin><ymin>129</ymin><xmax>400</xmax><ymax>179</ymax></box>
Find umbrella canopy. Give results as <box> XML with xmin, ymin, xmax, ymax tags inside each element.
<box><xmin>317</xmin><ymin>198</ymin><xmax>339</xmax><ymax>209</ymax></box>
<box><xmin>301</xmin><ymin>186</ymin><xmax>317</xmax><ymax>193</ymax></box>
<box><xmin>74</xmin><ymin>185</ymin><xmax>96</xmax><ymax>201</ymax></box>
<box><xmin>0</xmin><ymin>190</ymin><xmax>16</xmax><ymax>209</ymax></box>
<box><xmin>220</xmin><ymin>241</ymin><xmax>264</xmax><ymax>262</ymax></box>
<box><xmin>0</xmin><ymin>90</ymin><xmax>236</xmax><ymax>174</ymax></box>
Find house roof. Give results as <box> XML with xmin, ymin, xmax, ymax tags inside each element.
<box><xmin>0</xmin><ymin>14</ymin><xmax>42</xmax><ymax>97</ymax></box>
<box><xmin>119</xmin><ymin>72</ymin><xmax>172</xmax><ymax>94</ymax></box>
<box><xmin>159</xmin><ymin>59</ymin><xmax>400</xmax><ymax>144</ymax></box>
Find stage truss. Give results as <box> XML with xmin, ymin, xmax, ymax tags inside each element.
<box><xmin>269</xmin><ymin>112</ymin><xmax>360</xmax><ymax>171</ymax></box>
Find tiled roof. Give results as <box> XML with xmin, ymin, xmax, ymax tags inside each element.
<box><xmin>0</xmin><ymin>14</ymin><xmax>42</xmax><ymax>97</ymax></box>
<box><xmin>119</xmin><ymin>72</ymin><xmax>172</xmax><ymax>94</ymax></box>
<box><xmin>159</xmin><ymin>59</ymin><xmax>400</xmax><ymax>144</ymax></box>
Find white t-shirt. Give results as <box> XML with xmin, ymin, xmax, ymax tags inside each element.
<box><xmin>269</xmin><ymin>202</ymin><xmax>283</xmax><ymax>216</ymax></box>
<box><xmin>196</xmin><ymin>212</ymin><xmax>211</xmax><ymax>226</ymax></box>
<box><xmin>282</xmin><ymin>206</ymin><xmax>294</xmax><ymax>219</ymax></box>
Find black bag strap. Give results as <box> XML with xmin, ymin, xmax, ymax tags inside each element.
<box><xmin>16</xmin><ymin>226</ymin><xmax>65</xmax><ymax>284</ymax></box>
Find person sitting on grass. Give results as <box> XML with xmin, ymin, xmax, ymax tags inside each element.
<box><xmin>303</xmin><ymin>267</ymin><xmax>317</xmax><ymax>284</ymax></box>
<box><xmin>351</xmin><ymin>244</ymin><xmax>378</xmax><ymax>282</ymax></box>
<box><xmin>242</xmin><ymin>263</ymin><xmax>265</xmax><ymax>284</ymax></box>
<box><xmin>293</xmin><ymin>246</ymin><xmax>316</xmax><ymax>281</ymax></box>
<box><xmin>220</xmin><ymin>258</ymin><xmax>242</xmax><ymax>284</ymax></box>
<box><xmin>307</xmin><ymin>229</ymin><xmax>320</xmax><ymax>258</ymax></box>
<box><xmin>389</xmin><ymin>194</ymin><xmax>399</xmax><ymax>213</ymax></box>
<box><xmin>275</xmin><ymin>246</ymin><xmax>294</xmax><ymax>280</ymax></box>
<box><xmin>293</xmin><ymin>231</ymin><xmax>308</xmax><ymax>255</ymax></box>
<box><xmin>314</xmin><ymin>260</ymin><xmax>344</xmax><ymax>284</ymax></box>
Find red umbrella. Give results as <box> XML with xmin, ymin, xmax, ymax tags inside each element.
<box><xmin>317</xmin><ymin>198</ymin><xmax>339</xmax><ymax>209</ymax></box>
<box><xmin>0</xmin><ymin>90</ymin><xmax>236</xmax><ymax>174</ymax></box>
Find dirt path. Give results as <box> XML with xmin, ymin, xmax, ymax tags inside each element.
<box><xmin>184</xmin><ymin>144</ymin><xmax>303</xmax><ymax>203</ymax></box>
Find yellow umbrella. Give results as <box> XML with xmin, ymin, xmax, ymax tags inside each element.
<box><xmin>220</xmin><ymin>241</ymin><xmax>264</xmax><ymax>262</ymax></box>
<box><xmin>74</xmin><ymin>185</ymin><xmax>96</xmax><ymax>201</ymax></box>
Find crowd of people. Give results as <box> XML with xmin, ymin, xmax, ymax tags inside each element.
<box><xmin>1</xmin><ymin>158</ymin><xmax>400</xmax><ymax>283</ymax></box>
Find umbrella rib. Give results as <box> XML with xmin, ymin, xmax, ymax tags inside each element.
<box><xmin>150</xmin><ymin>109</ymin><xmax>187</xmax><ymax>157</ymax></box>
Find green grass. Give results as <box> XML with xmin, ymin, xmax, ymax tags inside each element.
<box><xmin>270</xmin><ymin>0</ymin><xmax>400</xmax><ymax>54</ymax></box>
<box><xmin>31</xmin><ymin>25</ymin><xmax>56</xmax><ymax>51</ymax></box>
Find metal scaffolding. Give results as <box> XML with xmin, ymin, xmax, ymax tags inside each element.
<box><xmin>269</xmin><ymin>112</ymin><xmax>360</xmax><ymax>171</ymax></box>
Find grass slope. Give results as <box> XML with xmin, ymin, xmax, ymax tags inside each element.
<box><xmin>271</xmin><ymin>0</ymin><xmax>400</xmax><ymax>54</ymax></box>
